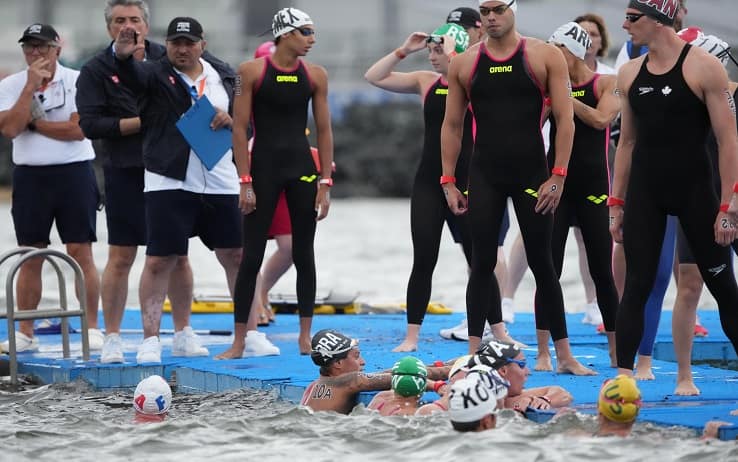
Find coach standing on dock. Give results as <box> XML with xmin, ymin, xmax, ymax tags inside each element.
<box><xmin>0</xmin><ymin>23</ymin><xmax>102</xmax><ymax>353</ymax></box>
<box><xmin>77</xmin><ymin>0</ymin><xmax>194</xmax><ymax>364</ymax></box>
<box><xmin>112</xmin><ymin>16</ymin><xmax>242</xmax><ymax>364</ymax></box>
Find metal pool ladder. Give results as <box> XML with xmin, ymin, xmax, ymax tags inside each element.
<box><xmin>1</xmin><ymin>247</ymin><xmax>90</xmax><ymax>386</ymax></box>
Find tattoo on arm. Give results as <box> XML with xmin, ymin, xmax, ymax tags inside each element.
<box><xmin>426</xmin><ymin>366</ymin><xmax>450</xmax><ymax>380</ymax></box>
<box><xmin>355</xmin><ymin>372</ymin><xmax>392</xmax><ymax>392</ymax></box>
<box><xmin>726</xmin><ymin>89</ymin><xmax>736</xmax><ymax>116</ymax></box>
<box><xmin>235</xmin><ymin>75</ymin><xmax>242</xmax><ymax>96</ymax></box>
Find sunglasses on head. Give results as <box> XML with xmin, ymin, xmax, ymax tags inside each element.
<box><xmin>479</xmin><ymin>0</ymin><xmax>515</xmax><ymax>17</ymax></box>
<box><xmin>293</xmin><ymin>27</ymin><xmax>315</xmax><ymax>37</ymax></box>
<box><xmin>625</xmin><ymin>13</ymin><xmax>646</xmax><ymax>23</ymax></box>
<box><xmin>505</xmin><ymin>358</ymin><xmax>527</xmax><ymax>369</ymax></box>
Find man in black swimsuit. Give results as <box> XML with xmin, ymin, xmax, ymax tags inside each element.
<box><xmin>610</xmin><ymin>0</ymin><xmax>738</xmax><ymax>375</ymax></box>
<box><xmin>440</xmin><ymin>0</ymin><xmax>594</xmax><ymax>375</ymax></box>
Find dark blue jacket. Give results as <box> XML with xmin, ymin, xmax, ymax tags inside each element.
<box><xmin>114</xmin><ymin>50</ymin><xmax>236</xmax><ymax>180</ymax></box>
<box><xmin>76</xmin><ymin>40</ymin><xmax>166</xmax><ymax>168</ymax></box>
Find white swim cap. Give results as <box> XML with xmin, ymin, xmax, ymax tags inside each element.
<box><xmin>133</xmin><ymin>375</ymin><xmax>172</xmax><ymax>415</ymax></box>
<box><xmin>448</xmin><ymin>375</ymin><xmax>500</xmax><ymax>423</ymax></box>
<box><xmin>549</xmin><ymin>22</ymin><xmax>591</xmax><ymax>60</ymax></box>
<box><xmin>678</xmin><ymin>27</ymin><xmax>732</xmax><ymax>68</ymax></box>
<box><xmin>272</xmin><ymin>8</ymin><xmax>313</xmax><ymax>38</ymax></box>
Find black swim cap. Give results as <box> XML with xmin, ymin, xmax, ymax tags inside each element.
<box><xmin>627</xmin><ymin>0</ymin><xmax>679</xmax><ymax>27</ymax></box>
<box><xmin>310</xmin><ymin>329</ymin><xmax>358</xmax><ymax>366</ymax></box>
<box><xmin>472</xmin><ymin>339</ymin><xmax>521</xmax><ymax>370</ymax></box>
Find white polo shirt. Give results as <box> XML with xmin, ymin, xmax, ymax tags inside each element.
<box><xmin>144</xmin><ymin>58</ymin><xmax>238</xmax><ymax>195</ymax></box>
<box><xmin>0</xmin><ymin>63</ymin><xmax>94</xmax><ymax>166</ymax></box>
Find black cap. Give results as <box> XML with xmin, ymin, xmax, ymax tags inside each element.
<box><xmin>18</xmin><ymin>24</ymin><xmax>60</xmax><ymax>43</ymax></box>
<box><xmin>446</xmin><ymin>7</ymin><xmax>482</xmax><ymax>29</ymax></box>
<box><xmin>166</xmin><ymin>17</ymin><xmax>204</xmax><ymax>42</ymax></box>
<box><xmin>310</xmin><ymin>329</ymin><xmax>358</xmax><ymax>367</ymax></box>
<box><xmin>472</xmin><ymin>339</ymin><xmax>521</xmax><ymax>370</ymax></box>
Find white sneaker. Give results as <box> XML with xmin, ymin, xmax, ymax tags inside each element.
<box><xmin>582</xmin><ymin>302</ymin><xmax>603</xmax><ymax>326</ymax></box>
<box><xmin>440</xmin><ymin>318</ymin><xmax>467</xmax><ymax>340</ymax></box>
<box><xmin>87</xmin><ymin>328</ymin><xmax>104</xmax><ymax>350</ymax></box>
<box><xmin>0</xmin><ymin>332</ymin><xmax>39</xmax><ymax>353</ymax></box>
<box><xmin>100</xmin><ymin>333</ymin><xmax>124</xmax><ymax>364</ymax></box>
<box><xmin>501</xmin><ymin>298</ymin><xmax>515</xmax><ymax>324</ymax></box>
<box><xmin>172</xmin><ymin>326</ymin><xmax>209</xmax><ymax>357</ymax></box>
<box><xmin>136</xmin><ymin>336</ymin><xmax>162</xmax><ymax>364</ymax></box>
<box><xmin>243</xmin><ymin>331</ymin><xmax>280</xmax><ymax>357</ymax></box>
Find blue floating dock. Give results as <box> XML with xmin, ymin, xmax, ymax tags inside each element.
<box><xmin>3</xmin><ymin>309</ymin><xmax>737</xmax><ymax>440</ymax></box>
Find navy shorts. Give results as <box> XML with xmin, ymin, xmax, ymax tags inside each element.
<box><xmin>103</xmin><ymin>166</ymin><xmax>146</xmax><ymax>246</ymax></box>
<box><xmin>12</xmin><ymin>161</ymin><xmax>99</xmax><ymax>245</ymax></box>
<box><xmin>145</xmin><ymin>190</ymin><xmax>242</xmax><ymax>256</ymax></box>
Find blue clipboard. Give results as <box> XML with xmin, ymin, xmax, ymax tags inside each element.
<box><xmin>175</xmin><ymin>95</ymin><xmax>232</xmax><ymax>170</ymax></box>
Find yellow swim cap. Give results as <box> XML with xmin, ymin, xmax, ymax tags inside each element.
<box><xmin>598</xmin><ymin>375</ymin><xmax>642</xmax><ymax>423</ymax></box>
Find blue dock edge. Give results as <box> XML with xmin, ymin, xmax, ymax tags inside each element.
<box><xmin>5</xmin><ymin>309</ymin><xmax>738</xmax><ymax>441</ymax></box>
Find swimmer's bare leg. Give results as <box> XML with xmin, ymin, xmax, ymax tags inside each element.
<box><xmin>634</xmin><ymin>355</ymin><xmax>655</xmax><ymax>380</ymax></box>
<box><xmin>392</xmin><ymin>324</ymin><xmax>419</xmax><ymax>352</ymax></box>
<box><xmin>554</xmin><ymin>338</ymin><xmax>597</xmax><ymax>375</ymax></box>
<box><xmin>215</xmin><ymin>322</ymin><xmax>247</xmax><ymax>360</ymax></box>
<box><xmin>535</xmin><ymin>329</ymin><xmax>553</xmax><ymax>371</ymax></box>
<box><xmin>299</xmin><ymin>316</ymin><xmax>312</xmax><ymax>355</ymax></box>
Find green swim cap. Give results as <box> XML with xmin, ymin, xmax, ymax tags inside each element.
<box><xmin>391</xmin><ymin>356</ymin><xmax>428</xmax><ymax>397</ymax></box>
<box><xmin>429</xmin><ymin>23</ymin><xmax>469</xmax><ymax>54</ymax></box>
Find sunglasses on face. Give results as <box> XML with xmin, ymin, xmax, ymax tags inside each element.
<box><xmin>625</xmin><ymin>13</ymin><xmax>646</xmax><ymax>23</ymax></box>
<box><xmin>505</xmin><ymin>358</ymin><xmax>527</xmax><ymax>369</ymax></box>
<box><xmin>293</xmin><ymin>27</ymin><xmax>315</xmax><ymax>37</ymax></box>
<box><xmin>479</xmin><ymin>0</ymin><xmax>515</xmax><ymax>17</ymax></box>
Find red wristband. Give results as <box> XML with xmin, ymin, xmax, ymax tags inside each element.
<box><xmin>720</xmin><ymin>203</ymin><xmax>729</xmax><ymax>212</ymax></box>
<box><xmin>733</xmin><ymin>182</ymin><xmax>738</xmax><ymax>194</ymax></box>
<box><xmin>394</xmin><ymin>48</ymin><xmax>407</xmax><ymax>59</ymax></box>
<box><xmin>606</xmin><ymin>196</ymin><xmax>625</xmax><ymax>207</ymax></box>
<box><xmin>440</xmin><ymin>175</ymin><xmax>456</xmax><ymax>185</ymax></box>
<box><xmin>239</xmin><ymin>175</ymin><xmax>253</xmax><ymax>184</ymax></box>
<box><xmin>551</xmin><ymin>167</ymin><xmax>567</xmax><ymax>177</ymax></box>
<box><xmin>433</xmin><ymin>381</ymin><xmax>446</xmax><ymax>393</ymax></box>
<box><xmin>433</xmin><ymin>360</ymin><xmax>444</xmax><ymax>367</ymax></box>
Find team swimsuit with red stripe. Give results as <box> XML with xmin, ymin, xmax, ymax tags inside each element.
<box><xmin>540</xmin><ymin>74</ymin><xmax>618</xmax><ymax>333</ymax></box>
<box><xmin>616</xmin><ymin>44</ymin><xmax>738</xmax><ymax>369</ymax></box>
<box><xmin>464</xmin><ymin>39</ymin><xmax>569</xmax><ymax>341</ymax></box>
<box><xmin>233</xmin><ymin>57</ymin><xmax>319</xmax><ymax>323</ymax></box>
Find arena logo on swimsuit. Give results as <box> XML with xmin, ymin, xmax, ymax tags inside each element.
<box><xmin>489</xmin><ymin>65</ymin><xmax>513</xmax><ymax>74</ymax></box>
<box><xmin>276</xmin><ymin>75</ymin><xmax>299</xmax><ymax>83</ymax></box>
<box><xmin>435</xmin><ymin>88</ymin><xmax>448</xmax><ymax>95</ymax></box>
<box><xmin>571</xmin><ymin>90</ymin><xmax>586</xmax><ymax>98</ymax></box>
<box><xmin>633</xmin><ymin>0</ymin><xmax>679</xmax><ymax>20</ymax></box>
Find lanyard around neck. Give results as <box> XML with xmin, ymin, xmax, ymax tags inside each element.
<box><xmin>187</xmin><ymin>77</ymin><xmax>206</xmax><ymax>101</ymax></box>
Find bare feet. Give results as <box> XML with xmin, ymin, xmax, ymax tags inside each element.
<box><xmin>634</xmin><ymin>355</ymin><xmax>654</xmax><ymax>380</ymax></box>
<box><xmin>557</xmin><ymin>358</ymin><xmax>597</xmax><ymax>376</ymax></box>
<box><xmin>299</xmin><ymin>334</ymin><xmax>311</xmax><ymax>355</ymax></box>
<box><xmin>535</xmin><ymin>354</ymin><xmax>553</xmax><ymax>371</ymax></box>
<box><xmin>634</xmin><ymin>368</ymin><xmax>655</xmax><ymax>381</ymax></box>
<box><xmin>674</xmin><ymin>379</ymin><xmax>700</xmax><ymax>396</ymax></box>
<box><xmin>215</xmin><ymin>345</ymin><xmax>244</xmax><ymax>360</ymax></box>
<box><xmin>392</xmin><ymin>340</ymin><xmax>418</xmax><ymax>352</ymax></box>
<box><xmin>496</xmin><ymin>333</ymin><xmax>528</xmax><ymax>349</ymax></box>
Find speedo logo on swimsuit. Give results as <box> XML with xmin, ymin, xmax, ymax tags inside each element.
<box><xmin>435</xmin><ymin>88</ymin><xmax>449</xmax><ymax>95</ymax></box>
<box><xmin>300</xmin><ymin>174</ymin><xmax>317</xmax><ymax>183</ymax></box>
<box><xmin>587</xmin><ymin>194</ymin><xmax>608</xmax><ymax>205</ymax></box>
<box><xmin>276</xmin><ymin>75</ymin><xmax>299</xmax><ymax>83</ymax></box>
<box><xmin>524</xmin><ymin>188</ymin><xmax>538</xmax><ymax>198</ymax></box>
<box><xmin>489</xmin><ymin>65</ymin><xmax>513</xmax><ymax>74</ymax></box>
<box><xmin>708</xmin><ymin>264</ymin><xmax>727</xmax><ymax>277</ymax></box>
<box><xmin>638</xmin><ymin>87</ymin><xmax>654</xmax><ymax>95</ymax></box>
<box><xmin>571</xmin><ymin>90</ymin><xmax>586</xmax><ymax>98</ymax></box>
